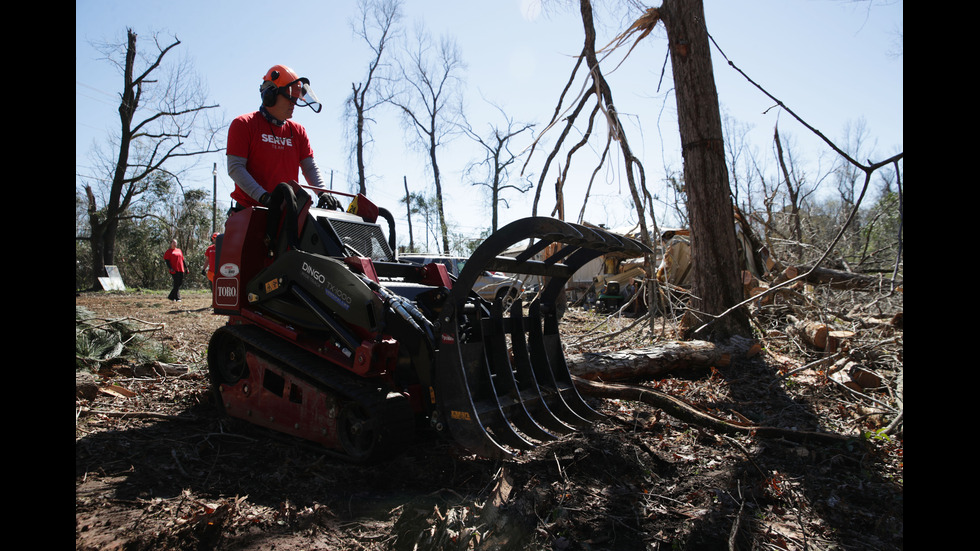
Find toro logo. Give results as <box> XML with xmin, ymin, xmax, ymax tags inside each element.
<box><xmin>214</xmin><ymin>278</ymin><xmax>239</xmax><ymax>307</ymax></box>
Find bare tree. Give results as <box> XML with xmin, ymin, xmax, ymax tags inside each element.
<box><xmin>388</xmin><ymin>24</ymin><xmax>466</xmax><ymax>255</ymax></box>
<box><xmin>832</xmin><ymin>119</ymin><xmax>871</xmax><ymax>221</ymax></box>
<box><xmin>400</xmin><ymin>175</ymin><xmax>417</xmax><ymax>252</ymax></box>
<box><xmin>462</xmin><ymin>102</ymin><xmax>535</xmax><ymax>232</ymax></box>
<box><xmin>407</xmin><ymin>191</ymin><xmax>441</xmax><ymax>252</ymax></box>
<box><xmin>723</xmin><ymin>112</ymin><xmax>760</xmax><ymax>215</ymax></box>
<box><xmin>772</xmin><ymin>124</ymin><xmax>828</xmax><ymax>261</ymax></box>
<box><xmin>80</xmin><ymin>28</ymin><xmax>222</xmax><ymax>290</ymax></box>
<box><xmin>346</xmin><ymin>0</ymin><xmax>402</xmax><ymax>195</ymax></box>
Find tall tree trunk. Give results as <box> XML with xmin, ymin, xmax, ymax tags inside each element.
<box><xmin>354</xmin><ymin>85</ymin><xmax>368</xmax><ymax>195</ymax></box>
<box><xmin>430</xmin><ymin>125</ymin><xmax>450</xmax><ymax>254</ymax></box>
<box><xmin>491</xmin><ymin>159</ymin><xmax>500</xmax><ymax>232</ymax></box>
<box><xmin>773</xmin><ymin>125</ymin><xmax>804</xmax><ymax>258</ymax></box>
<box><xmin>660</xmin><ymin>0</ymin><xmax>750</xmax><ymax>339</ymax></box>
<box><xmin>85</xmin><ymin>186</ymin><xmax>108</xmax><ymax>289</ymax></box>
<box><xmin>87</xmin><ymin>29</ymin><xmax>139</xmax><ymax>289</ymax></box>
<box><xmin>403</xmin><ymin>176</ymin><xmax>414</xmax><ymax>251</ymax></box>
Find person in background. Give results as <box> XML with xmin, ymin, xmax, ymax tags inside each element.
<box><xmin>163</xmin><ymin>238</ymin><xmax>186</xmax><ymax>302</ymax></box>
<box><xmin>203</xmin><ymin>233</ymin><xmax>217</xmax><ymax>284</ymax></box>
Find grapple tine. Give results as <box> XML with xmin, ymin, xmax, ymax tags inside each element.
<box><xmin>538</xmin><ymin>298</ymin><xmax>606</xmax><ymax>422</ymax></box>
<box><xmin>470</xmin><ymin>303</ymin><xmax>544</xmax><ymax>450</ymax></box>
<box><xmin>459</xmin><ymin>303</ymin><xmax>539</xmax><ymax>452</ymax></box>
<box><xmin>433</xmin><ymin>316</ymin><xmax>514</xmax><ymax>459</ymax></box>
<box><xmin>486</xmin><ymin>298</ymin><xmax>558</xmax><ymax>443</ymax></box>
<box><xmin>506</xmin><ymin>297</ymin><xmax>578</xmax><ymax>435</ymax></box>
<box><xmin>524</xmin><ymin>300</ymin><xmax>592</xmax><ymax>428</ymax></box>
<box><xmin>435</xmin><ymin>216</ymin><xmax>652</xmax><ymax>458</ymax></box>
<box><xmin>530</xmin><ymin>227</ymin><xmax>653</xmax><ymax>425</ymax></box>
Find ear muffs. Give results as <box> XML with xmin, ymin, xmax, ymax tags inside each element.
<box><xmin>261</xmin><ymin>82</ymin><xmax>279</xmax><ymax>107</ymax></box>
<box><xmin>260</xmin><ymin>69</ymin><xmax>281</xmax><ymax>107</ymax></box>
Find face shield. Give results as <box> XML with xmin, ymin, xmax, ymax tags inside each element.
<box><xmin>281</xmin><ymin>78</ymin><xmax>322</xmax><ymax>113</ymax></box>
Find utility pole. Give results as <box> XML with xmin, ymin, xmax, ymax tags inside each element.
<box><xmin>212</xmin><ymin>162</ymin><xmax>217</xmax><ymax>233</ymax></box>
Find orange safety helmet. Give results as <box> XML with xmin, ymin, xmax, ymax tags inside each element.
<box><xmin>260</xmin><ymin>64</ymin><xmax>322</xmax><ymax>113</ymax></box>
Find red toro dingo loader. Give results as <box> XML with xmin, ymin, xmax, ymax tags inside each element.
<box><xmin>207</xmin><ymin>182</ymin><xmax>651</xmax><ymax>462</ymax></box>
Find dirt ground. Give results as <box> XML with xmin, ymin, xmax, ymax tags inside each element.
<box><xmin>75</xmin><ymin>290</ymin><xmax>903</xmax><ymax>550</ymax></box>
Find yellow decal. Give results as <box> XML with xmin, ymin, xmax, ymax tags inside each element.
<box><xmin>264</xmin><ymin>279</ymin><xmax>280</xmax><ymax>293</ymax></box>
<box><xmin>450</xmin><ymin>410</ymin><xmax>472</xmax><ymax>421</ymax></box>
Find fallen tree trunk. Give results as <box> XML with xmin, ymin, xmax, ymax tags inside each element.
<box><xmin>785</xmin><ymin>264</ymin><xmax>894</xmax><ymax>291</ymax></box>
<box><xmin>566</xmin><ymin>336</ymin><xmax>760</xmax><ymax>381</ymax></box>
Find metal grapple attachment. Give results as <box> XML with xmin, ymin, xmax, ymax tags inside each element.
<box><xmin>433</xmin><ymin>217</ymin><xmax>653</xmax><ymax>458</ymax></box>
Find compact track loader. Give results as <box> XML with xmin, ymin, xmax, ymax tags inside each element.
<box><xmin>207</xmin><ymin>182</ymin><xmax>652</xmax><ymax>462</ymax></box>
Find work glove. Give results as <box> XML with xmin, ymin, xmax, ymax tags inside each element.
<box><xmin>317</xmin><ymin>192</ymin><xmax>342</xmax><ymax>210</ymax></box>
<box><xmin>259</xmin><ymin>192</ymin><xmax>272</xmax><ymax>206</ymax></box>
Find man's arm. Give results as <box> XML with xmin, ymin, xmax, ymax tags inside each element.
<box><xmin>300</xmin><ymin>156</ymin><xmax>326</xmax><ymax>189</ymax></box>
<box><xmin>227</xmin><ymin>155</ymin><xmax>267</xmax><ymax>203</ymax></box>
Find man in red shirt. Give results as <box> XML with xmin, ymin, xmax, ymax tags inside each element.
<box><xmin>163</xmin><ymin>239</ymin><xmax>186</xmax><ymax>302</ymax></box>
<box><xmin>226</xmin><ymin>65</ymin><xmax>330</xmax><ymax>253</ymax></box>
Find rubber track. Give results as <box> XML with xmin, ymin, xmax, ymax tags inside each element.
<box><xmin>213</xmin><ymin>324</ymin><xmax>415</xmax><ymax>462</ymax></box>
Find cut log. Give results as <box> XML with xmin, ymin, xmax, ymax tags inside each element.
<box><xmin>824</xmin><ymin>330</ymin><xmax>856</xmax><ymax>354</ymax></box>
<box><xmin>792</xmin><ymin>320</ymin><xmax>829</xmax><ymax>350</ymax></box>
<box><xmin>772</xmin><ymin>265</ymin><xmax>799</xmax><ymax>287</ymax></box>
<box><xmin>566</xmin><ymin>336</ymin><xmax>758</xmax><ymax>382</ymax></box>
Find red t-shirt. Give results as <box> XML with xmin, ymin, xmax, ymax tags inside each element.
<box><xmin>164</xmin><ymin>248</ymin><xmax>185</xmax><ymax>274</ymax></box>
<box><xmin>227</xmin><ymin>111</ymin><xmax>315</xmax><ymax>207</ymax></box>
<box><xmin>205</xmin><ymin>244</ymin><xmax>216</xmax><ymax>281</ymax></box>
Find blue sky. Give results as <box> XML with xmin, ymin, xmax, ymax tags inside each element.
<box><xmin>76</xmin><ymin>0</ymin><xmax>903</xmax><ymax>247</ymax></box>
